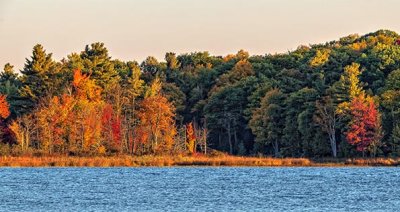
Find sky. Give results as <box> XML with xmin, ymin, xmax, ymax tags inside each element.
<box><xmin>1</xmin><ymin>0</ymin><xmax>400</xmax><ymax>70</ymax></box>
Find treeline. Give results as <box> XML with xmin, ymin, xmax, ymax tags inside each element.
<box><xmin>1</xmin><ymin>29</ymin><xmax>400</xmax><ymax>158</ymax></box>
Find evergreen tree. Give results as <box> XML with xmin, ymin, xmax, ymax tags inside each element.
<box><xmin>80</xmin><ymin>42</ymin><xmax>119</xmax><ymax>91</ymax></box>
<box><xmin>19</xmin><ymin>44</ymin><xmax>56</xmax><ymax>114</ymax></box>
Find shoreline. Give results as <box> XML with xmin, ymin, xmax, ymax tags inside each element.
<box><xmin>0</xmin><ymin>155</ymin><xmax>399</xmax><ymax>167</ymax></box>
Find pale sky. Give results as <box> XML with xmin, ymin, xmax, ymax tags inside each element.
<box><xmin>1</xmin><ymin>0</ymin><xmax>400</xmax><ymax>70</ymax></box>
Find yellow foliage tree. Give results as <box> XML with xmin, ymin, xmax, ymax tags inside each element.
<box><xmin>145</xmin><ymin>77</ymin><xmax>162</xmax><ymax>98</ymax></box>
<box><xmin>186</xmin><ymin>122</ymin><xmax>196</xmax><ymax>154</ymax></box>
<box><xmin>349</xmin><ymin>41</ymin><xmax>367</xmax><ymax>52</ymax></box>
<box><xmin>336</xmin><ymin>63</ymin><xmax>365</xmax><ymax>114</ymax></box>
<box><xmin>310</xmin><ymin>49</ymin><xmax>331</xmax><ymax>67</ymax></box>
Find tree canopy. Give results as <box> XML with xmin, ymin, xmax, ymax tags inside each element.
<box><xmin>1</xmin><ymin>30</ymin><xmax>400</xmax><ymax>158</ymax></box>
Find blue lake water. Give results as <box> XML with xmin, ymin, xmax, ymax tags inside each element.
<box><xmin>0</xmin><ymin>167</ymin><xmax>399</xmax><ymax>211</ymax></box>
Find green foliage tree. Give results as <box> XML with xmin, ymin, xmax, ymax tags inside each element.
<box><xmin>249</xmin><ymin>89</ymin><xmax>286</xmax><ymax>157</ymax></box>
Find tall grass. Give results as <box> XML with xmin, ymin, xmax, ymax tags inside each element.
<box><xmin>0</xmin><ymin>155</ymin><xmax>398</xmax><ymax>167</ymax></box>
<box><xmin>314</xmin><ymin>157</ymin><xmax>400</xmax><ymax>166</ymax></box>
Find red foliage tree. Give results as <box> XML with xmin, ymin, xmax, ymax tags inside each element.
<box><xmin>0</xmin><ymin>95</ymin><xmax>15</xmax><ymax>145</ymax></box>
<box><xmin>101</xmin><ymin>104</ymin><xmax>122</xmax><ymax>151</ymax></box>
<box><xmin>346</xmin><ymin>96</ymin><xmax>379</xmax><ymax>152</ymax></box>
<box><xmin>111</xmin><ymin>116</ymin><xmax>121</xmax><ymax>146</ymax></box>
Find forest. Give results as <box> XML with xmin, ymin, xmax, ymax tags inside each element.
<box><xmin>1</xmin><ymin>29</ymin><xmax>400</xmax><ymax>158</ymax></box>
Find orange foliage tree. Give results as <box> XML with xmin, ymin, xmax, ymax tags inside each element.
<box><xmin>0</xmin><ymin>95</ymin><xmax>10</xmax><ymax>119</ymax></box>
<box><xmin>72</xmin><ymin>69</ymin><xmax>104</xmax><ymax>154</ymax></box>
<box><xmin>134</xmin><ymin>79</ymin><xmax>177</xmax><ymax>154</ymax></box>
<box><xmin>36</xmin><ymin>94</ymin><xmax>76</xmax><ymax>153</ymax></box>
<box><xmin>34</xmin><ymin>69</ymin><xmax>106</xmax><ymax>154</ymax></box>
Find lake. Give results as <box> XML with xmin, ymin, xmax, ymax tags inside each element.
<box><xmin>0</xmin><ymin>167</ymin><xmax>399</xmax><ymax>211</ymax></box>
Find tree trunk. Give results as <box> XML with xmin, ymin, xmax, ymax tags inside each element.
<box><xmin>218</xmin><ymin>129</ymin><xmax>222</xmax><ymax>149</ymax></box>
<box><xmin>273</xmin><ymin>140</ymin><xmax>279</xmax><ymax>157</ymax></box>
<box><xmin>329</xmin><ymin>130</ymin><xmax>337</xmax><ymax>158</ymax></box>
<box><xmin>203</xmin><ymin>119</ymin><xmax>207</xmax><ymax>155</ymax></box>
<box><xmin>227</xmin><ymin>123</ymin><xmax>233</xmax><ymax>155</ymax></box>
<box><xmin>233</xmin><ymin>130</ymin><xmax>238</xmax><ymax>155</ymax></box>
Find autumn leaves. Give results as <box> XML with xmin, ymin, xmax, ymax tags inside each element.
<box><xmin>337</xmin><ymin>63</ymin><xmax>381</xmax><ymax>154</ymax></box>
<box><xmin>6</xmin><ymin>69</ymin><xmax>177</xmax><ymax>155</ymax></box>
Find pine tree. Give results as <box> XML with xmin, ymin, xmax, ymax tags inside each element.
<box><xmin>80</xmin><ymin>42</ymin><xmax>119</xmax><ymax>91</ymax></box>
<box><xmin>19</xmin><ymin>44</ymin><xmax>56</xmax><ymax>114</ymax></box>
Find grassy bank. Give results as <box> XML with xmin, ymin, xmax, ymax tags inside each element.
<box><xmin>0</xmin><ymin>155</ymin><xmax>399</xmax><ymax>167</ymax></box>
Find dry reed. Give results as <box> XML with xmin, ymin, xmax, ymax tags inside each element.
<box><xmin>0</xmin><ymin>155</ymin><xmax>398</xmax><ymax>167</ymax></box>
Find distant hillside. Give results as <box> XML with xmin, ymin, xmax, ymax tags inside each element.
<box><xmin>1</xmin><ymin>29</ymin><xmax>400</xmax><ymax>158</ymax></box>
